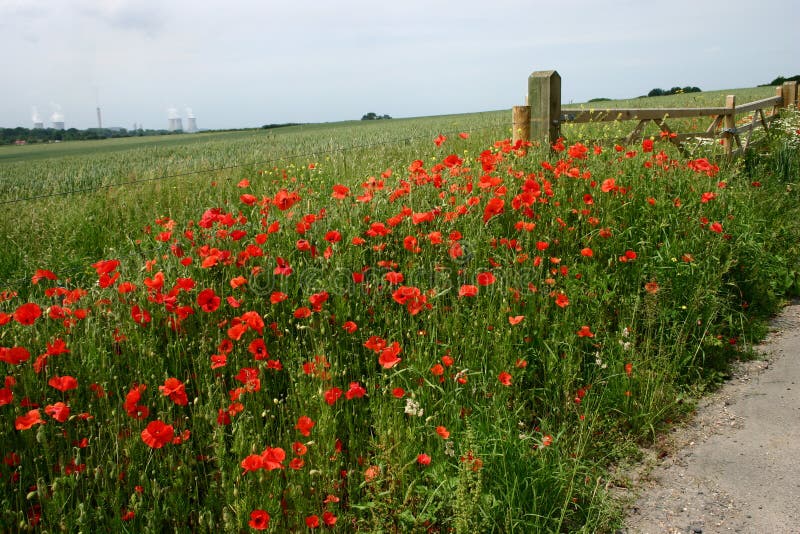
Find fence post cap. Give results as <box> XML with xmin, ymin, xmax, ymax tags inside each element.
<box><xmin>530</xmin><ymin>70</ymin><xmax>560</xmax><ymax>79</ymax></box>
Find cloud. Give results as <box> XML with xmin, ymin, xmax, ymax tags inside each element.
<box><xmin>75</xmin><ymin>0</ymin><xmax>164</xmax><ymax>36</ymax></box>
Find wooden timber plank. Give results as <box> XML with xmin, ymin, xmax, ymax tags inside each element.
<box><xmin>560</xmin><ymin>107</ymin><xmax>729</xmax><ymax>123</ymax></box>
<box><xmin>734</xmin><ymin>96</ymin><xmax>783</xmax><ymax>114</ymax></box>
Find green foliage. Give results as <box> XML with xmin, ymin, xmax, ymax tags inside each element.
<box><xmin>361</xmin><ymin>112</ymin><xmax>392</xmax><ymax>120</ymax></box>
<box><xmin>764</xmin><ymin>74</ymin><xmax>800</xmax><ymax>86</ymax></box>
<box><xmin>647</xmin><ymin>86</ymin><xmax>701</xmax><ymax>97</ymax></box>
<box><xmin>0</xmin><ymin>100</ymin><xmax>799</xmax><ymax>532</ymax></box>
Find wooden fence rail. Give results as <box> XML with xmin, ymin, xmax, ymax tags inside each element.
<box><xmin>515</xmin><ymin>70</ymin><xmax>799</xmax><ymax>156</ymax></box>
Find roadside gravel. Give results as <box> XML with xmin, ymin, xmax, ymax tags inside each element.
<box><xmin>621</xmin><ymin>301</ymin><xmax>800</xmax><ymax>534</ymax></box>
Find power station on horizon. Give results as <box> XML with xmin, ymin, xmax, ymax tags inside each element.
<box><xmin>30</xmin><ymin>106</ymin><xmax>199</xmax><ymax>133</ymax></box>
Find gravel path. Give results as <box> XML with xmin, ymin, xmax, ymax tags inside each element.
<box><xmin>621</xmin><ymin>301</ymin><xmax>800</xmax><ymax>534</ymax></box>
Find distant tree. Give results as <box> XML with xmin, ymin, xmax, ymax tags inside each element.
<box><xmin>361</xmin><ymin>113</ymin><xmax>391</xmax><ymax>121</ymax></box>
<box><xmin>647</xmin><ymin>86</ymin><xmax>702</xmax><ymax>98</ymax></box>
<box><xmin>588</xmin><ymin>97</ymin><xmax>611</xmax><ymax>103</ymax></box>
<box><xmin>766</xmin><ymin>75</ymin><xmax>800</xmax><ymax>86</ymax></box>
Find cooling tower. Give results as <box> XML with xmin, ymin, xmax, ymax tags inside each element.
<box><xmin>33</xmin><ymin>122</ymin><xmax>44</xmax><ymax>129</ymax></box>
<box><xmin>186</xmin><ymin>117</ymin><xmax>198</xmax><ymax>133</ymax></box>
<box><xmin>168</xmin><ymin>118</ymin><xmax>183</xmax><ymax>131</ymax></box>
<box><xmin>51</xmin><ymin>110</ymin><xmax>65</xmax><ymax>130</ymax></box>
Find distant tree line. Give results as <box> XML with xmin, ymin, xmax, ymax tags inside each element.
<box><xmin>760</xmin><ymin>75</ymin><xmax>800</xmax><ymax>86</ymax></box>
<box><xmin>361</xmin><ymin>113</ymin><xmax>392</xmax><ymax>121</ymax></box>
<box><xmin>261</xmin><ymin>123</ymin><xmax>302</xmax><ymax>130</ymax></box>
<box><xmin>0</xmin><ymin>127</ymin><xmax>183</xmax><ymax>146</ymax></box>
<box><xmin>645</xmin><ymin>86</ymin><xmax>702</xmax><ymax>98</ymax></box>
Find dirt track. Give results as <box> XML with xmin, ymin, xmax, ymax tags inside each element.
<box><xmin>622</xmin><ymin>301</ymin><xmax>800</xmax><ymax>534</ymax></box>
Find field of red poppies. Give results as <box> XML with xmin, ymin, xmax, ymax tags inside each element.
<box><xmin>2</xmin><ymin>112</ymin><xmax>799</xmax><ymax>531</ymax></box>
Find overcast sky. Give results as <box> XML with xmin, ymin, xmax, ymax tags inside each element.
<box><xmin>1</xmin><ymin>0</ymin><xmax>796</xmax><ymax>130</ymax></box>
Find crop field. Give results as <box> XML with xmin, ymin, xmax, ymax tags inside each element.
<box><xmin>1</xmin><ymin>90</ymin><xmax>799</xmax><ymax>532</ymax></box>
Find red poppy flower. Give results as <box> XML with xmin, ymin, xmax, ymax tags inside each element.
<box><xmin>248</xmin><ymin>338</ymin><xmax>269</xmax><ymax>360</ymax></box>
<box><xmin>31</xmin><ymin>269</ymin><xmax>57</xmax><ymax>284</ymax></box>
<box><xmin>272</xmin><ymin>189</ymin><xmax>301</xmax><ymax>211</ymax></box>
<box><xmin>345</xmin><ymin>381</ymin><xmax>366</xmax><ymax>400</ymax></box>
<box><xmin>342</xmin><ymin>321</ymin><xmax>357</xmax><ymax>333</ymax></box>
<box><xmin>260</xmin><ymin>446</ymin><xmax>286</xmax><ymax>470</ymax></box>
<box><xmin>384</xmin><ymin>271</ymin><xmax>404</xmax><ymax>285</ymax></box>
<box><xmin>364</xmin><ymin>336</ymin><xmax>387</xmax><ymax>352</ymax></box>
<box><xmin>435</xmin><ymin>426</ymin><xmax>450</xmax><ymax>439</ymax></box>
<box><xmin>141</xmin><ymin>420</ymin><xmax>174</xmax><ymax>449</ymax></box>
<box><xmin>392</xmin><ymin>387</ymin><xmax>405</xmax><ymax>398</ymax></box>
<box><xmin>248</xmin><ymin>509</ymin><xmax>270</xmax><ymax>530</ymax></box>
<box><xmin>323</xmin><ymin>387</ymin><xmax>342</xmax><ymax>406</ymax></box>
<box><xmin>378</xmin><ymin>342</ymin><xmax>402</xmax><ymax>369</ymax></box>
<box><xmin>433</xmin><ymin>134</ymin><xmax>447</xmax><ymax>146</ymax></box>
<box><xmin>322</xmin><ymin>511</ymin><xmax>337</xmax><ymax>526</ymax></box>
<box><xmin>131</xmin><ymin>305</ymin><xmax>151</xmax><ymax>325</ymax></box>
<box><xmin>459</xmin><ymin>285</ymin><xmax>478</xmax><ymax>298</ymax></box>
<box><xmin>124</xmin><ymin>384</ymin><xmax>150</xmax><ymax>419</ymax></box>
<box><xmin>0</xmin><ymin>346</ymin><xmax>30</xmax><ymax>365</ymax></box>
<box><xmin>477</xmin><ymin>272</ymin><xmax>496</xmax><ymax>286</ymax></box>
<box><xmin>417</xmin><ymin>453</ymin><xmax>431</xmax><ymax>466</ymax></box>
<box><xmin>308</xmin><ymin>291</ymin><xmax>329</xmax><ymax>311</ymax></box>
<box><xmin>483</xmin><ymin>197</ymin><xmax>505</xmax><ymax>224</ymax></box>
<box><xmin>0</xmin><ymin>387</ymin><xmax>12</xmax><ymax>406</ymax></box>
<box><xmin>600</xmin><ymin>178</ymin><xmax>617</xmax><ymax>193</ymax></box>
<box><xmin>331</xmin><ymin>184</ymin><xmax>350</xmax><ymax>199</ymax></box>
<box><xmin>576</xmin><ymin>326</ymin><xmax>594</xmax><ymax>338</ymax></box>
<box><xmin>625</xmin><ymin>363</ymin><xmax>633</xmax><ymax>377</ymax></box>
<box><xmin>91</xmin><ymin>258</ymin><xmax>120</xmax><ymax>276</ymax></box>
<box><xmin>554</xmin><ymin>293</ymin><xmax>570</xmax><ymax>308</ymax></box>
<box><xmin>498</xmin><ymin>372</ymin><xmax>512</xmax><ymax>386</ymax></box>
<box><xmin>48</xmin><ymin>375</ymin><xmax>78</xmax><ymax>392</ymax></box>
<box><xmin>295</xmin><ymin>415</ymin><xmax>315</xmax><ymax>437</ymax></box>
<box><xmin>159</xmin><ymin>378</ymin><xmax>188</xmax><ymax>406</ymax></box>
<box><xmin>196</xmin><ymin>288</ymin><xmax>220</xmax><ymax>312</ymax></box>
<box><xmin>15</xmin><ymin>409</ymin><xmax>44</xmax><ymax>430</ymax></box>
<box><xmin>508</xmin><ymin>315</ymin><xmax>524</xmax><ymax>325</ymax></box>
<box><xmin>294</xmin><ymin>307</ymin><xmax>312</xmax><ymax>319</ymax></box>
<box><xmin>709</xmin><ymin>222</ymin><xmax>723</xmax><ymax>234</ymax></box>
<box><xmin>45</xmin><ymin>402</ymin><xmax>70</xmax><ymax>423</ymax></box>
<box><xmin>13</xmin><ymin>303</ymin><xmax>41</xmax><ymax>326</ymax></box>
<box><xmin>240</xmin><ymin>454</ymin><xmax>263</xmax><ymax>474</ymax></box>
<box><xmin>305</xmin><ymin>515</ymin><xmax>320</xmax><ymax>529</ymax></box>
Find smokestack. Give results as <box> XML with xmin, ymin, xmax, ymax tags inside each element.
<box><xmin>97</xmin><ymin>107</ymin><xmax>103</xmax><ymax>129</ymax></box>
<box><xmin>185</xmin><ymin>107</ymin><xmax>198</xmax><ymax>133</ymax></box>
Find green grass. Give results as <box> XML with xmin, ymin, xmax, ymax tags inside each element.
<box><xmin>0</xmin><ymin>89</ymin><xmax>798</xmax><ymax>532</ymax></box>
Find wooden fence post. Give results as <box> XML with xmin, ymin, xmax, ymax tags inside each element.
<box><xmin>512</xmin><ymin>106</ymin><xmax>531</xmax><ymax>144</ymax></box>
<box><xmin>528</xmin><ymin>70</ymin><xmax>561</xmax><ymax>147</ymax></box>
<box><xmin>722</xmin><ymin>95</ymin><xmax>736</xmax><ymax>156</ymax></box>
<box><xmin>782</xmin><ymin>81</ymin><xmax>798</xmax><ymax>108</ymax></box>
